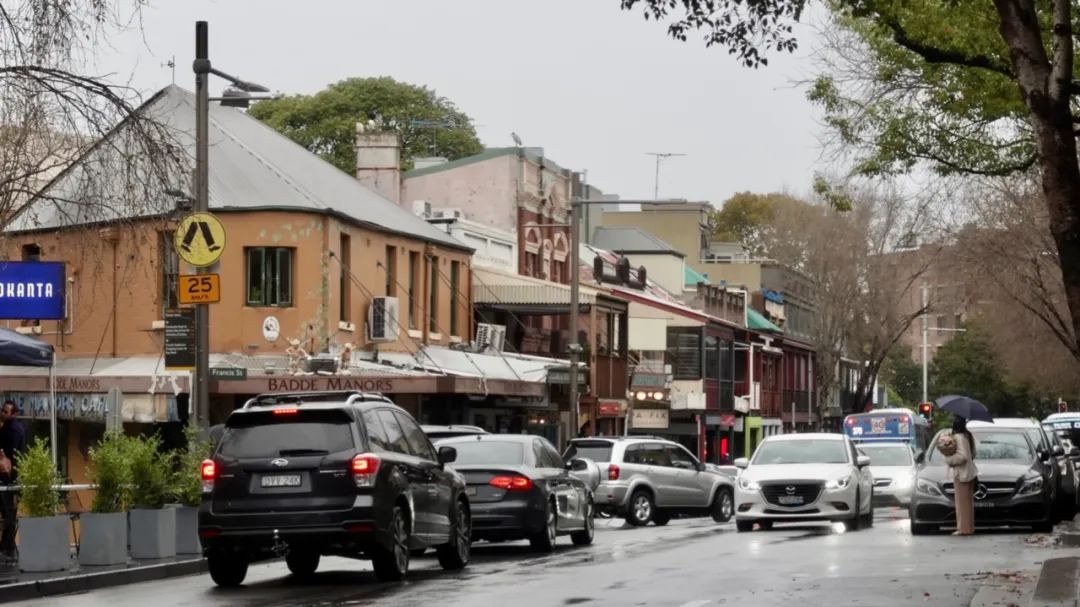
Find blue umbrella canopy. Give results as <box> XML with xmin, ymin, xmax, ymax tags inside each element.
<box><xmin>0</xmin><ymin>327</ymin><xmax>53</xmax><ymax>367</ymax></box>
<box><xmin>935</xmin><ymin>394</ymin><xmax>994</xmax><ymax>423</ymax></box>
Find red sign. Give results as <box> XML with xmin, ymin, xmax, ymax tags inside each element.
<box><xmin>598</xmin><ymin>401</ymin><xmax>623</xmax><ymax>417</ymax></box>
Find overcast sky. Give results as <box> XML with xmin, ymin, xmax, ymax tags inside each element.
<box><xmin>96</xmin><ymin>0</ymin><xmax>829</xmax><ymax>208</ymax></box>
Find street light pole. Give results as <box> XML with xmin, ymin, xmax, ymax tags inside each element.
<box><xmin>921</xmin><ymin>284</ymin><xmax>928</xmax><ymax>404</ymax></box>
<box><xmin>193</xmin><ymin>21</ymin><xmax>211</xmax><ymax>430</ymax></box>
<box><xmin>568</xmin><ymin>197</ymin><xmax>582</xmax><ymax>440</ymax></box>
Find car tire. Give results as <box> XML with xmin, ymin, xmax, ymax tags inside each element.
<box><xmin>736</xmin><ymin>520</ymin><xmax>755</xmax><ymax>533</ymax></box>
<box><xmin>571</xmin><ymin>500</ymin><xmax>595</xmax><ymax>546</ymax></box>
<box><xmin>285</xmin><ymin>548</ymin><xmax>320</xmax><ymax>577</ymax></box>
<box><xmin>625</xmin><ymin>490</ymin><xmax>654</xmax><ymax>527</ymax></box>
<box><xmin>1033</xmin><ymin>521</ymin><xmax>1054</xmax><ymax>534</ymax></box>
<box><xmin>910</xmin><ymin>520</ymin><xmax>934</xmax><ymax>535</ymax></box>
<box><xmin>652</xmin><ymin>510</ymin><xmax>671</xmax><ymax>526</ymax></box>
<box><xmin>436</xmin><ymin>499</ymin><xmax>471</xmax><ymax>570</ymax></box>
<box><xmin>844</xmin><ymin>490</ymin><xmax>862</xmax><ymax>532</ymax></box>
<box><xmin>529</xmin><ymin>499</ymin><xmax>557</xmax><ymax>552</ymax></box>
<box><xmin>208</xmin><ymin>551</ymin><xmax>248</xmax><ymax>587</ymax></box>
<box><xmin>711</xmin><ymin>488</ymin><xmax>734</xmax><ymax>523</ymax></box>
<box><xmin>861</xmin><ymin>493</ymin><xmax>874</xmax><ymax>528</ymax></box>
<box><xmin>410</xmin><ymin>548</ymin><xmax>427</xmax><ymax>558</ymax></box>
<box><xmin>373</xmin><ymin>506</ymin><xmax>410</xmax><ymax>582</ymax></box>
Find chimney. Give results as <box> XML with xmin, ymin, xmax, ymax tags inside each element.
<box><xmin>355</xmin><ymin>123</ymin><xmax>401</xmax><ymax>203</ymax></box>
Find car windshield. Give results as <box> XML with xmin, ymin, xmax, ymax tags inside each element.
<box><xmin>564</xmin><ymin>441</ymin><xmax>613</xmax><ymax>463</ymax></box>
<box><xmin>751</xmin><ymin>439</ymin><xmax>849</xmax><ymax>465</ymax></box>
<box><xmin>927</xmin><ymin>431</ymin><xmax>1034</xmax><ymax>463</ymax></box>
<box><xmin>859</xmin><ymin>445</ymin><xmax>913</xmax><ymax>466</ymax></box>
<box><xmin>448</xmin><ymin>441</ymin><xmax>525</xmax><ymax>466</ymax></box>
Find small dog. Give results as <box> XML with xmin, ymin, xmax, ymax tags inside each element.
<box><xmin>937</xmin><ymin>433</ymin><xmax>958</xmax><ymax>457</ymax></box>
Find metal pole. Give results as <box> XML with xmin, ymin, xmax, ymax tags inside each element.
<box><xmin>568</xmin><ymin>198</ymin><xmax>581</xmax><ymax>439</ymax></box>
<box><xmin>921</xmin><ymin>284</ymin><xmax>929</xmax><ymax>404</ymax></box>
<box><xmin>49</xmin><ymin>354</ymin><xmax>56</xmax><ymax>468</ymax></box>
<box><xmin>653</xmin><ymin>156</ymin><xmax>660</xmax><ymax>200</ymax></box>
<box><xmin>193</xmin><ymin>21</ymin><xmax>211</xmax><ymax>430</ymax></box>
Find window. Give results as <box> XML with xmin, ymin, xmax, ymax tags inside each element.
<box><xmin>21</xmin><ymin>243</ymin><xmax>41</xmax><ymax>261</ymax></box>
<box><xmin>362</xmin><ymin>410</ymin><xmax>390</xmax><ymax>452</ymax></box>
<box><xmin>542</xmin><ymin>441</ymin><xmax>564</xmax><ymax>468</ymax></box>
<box><xmin>450</xmin><ymin>260</ymin><xmax>461</xmax><ymax>337</ymax></box>
<box><xmin>597</xmin><ymin>313</ymin><xmax>611</xmax><ymax>355</ymax></box>
<box><xmin>245</xmin><ymin>247</ymin><xmax>294</xmax><ymax>307</ymax></box>
<box><xmin>452</xmin><ymin>441</ymin><xmax>525</xmax><ymax>465</ymax></box>
<box><xmin>219</xmin><ymin>410</ymin><xmax>355</xmax><ymax>458</ymax></box>
<box><xmin>637</xmin><ymin>443</ymin><xmax>671</xmax><ymax>466</ymax></box>
<box><xmin>563</xmin><ymin>440</ymin><xmax>613</xmax><ymax>463</ymax></box>
<box><xmin>376</xmin><ymin>409</ymin><xmax>413</xmax><ymax>455</ymax></box>
<box><xmin>668</xmin><ymin>328</ymin><xmax>702</xmax><ymax>380</ymax></box>
<box><xmin>159</xmin><ymin>233</ymin><xmax>179</xmax><ymax>311</ymax></box>
<box><xmin>611</xmin><ymin>313</ymin><xmax>622</xmax><ymax>356</ymax></box>
<box><xmin>339</xmin><ymin>233</ymin><xmax>351</xmax><ymax>322</ymax></box>
<box><xmin>408</xmin><ymin>251</ymin><xmax>420</xmax><ymax>329</ymax></box>
<box><xmin>385</xmin><ymin>245</ymin><xmax>397</xmax><ymax>297</ymax></box>
<box><xmin>395</xmin><ymin>411</ymin><xmax>437</xmax><ymax>461</ymax></box>
<box><xmin>429</xmin><ymin>255</ymin><xmax>439</xmax><ymax>333</ymax></box>
<box><xmin>704</xmin><ymin>335</ymin><xmax>720</xmax><ymax>380</ymax></box>
<box><xmin>666</xmin><ymin>445</ymin><xmax>697</xmax><ymax>469</ymax></box>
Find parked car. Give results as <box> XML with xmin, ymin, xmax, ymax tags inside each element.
<box><xmin>856</xmin><ymin>442</ymin><xmax>917</xmax><ymax>507</ymax></box>
<box><xmin>972</xmin><ymin>418</ymin><xmax>1075</xmax><ymax>519</ymax></box>
<box><xmin>436</xmin><ymin>434</ymin><xmax>595</xmax><ymax>551</ymax></box>
<box><xmin>199</xmin><ymin>392</ymin><xmax>471</xmax><ymax>587</ymax></box>
<box><xmin>734</xmin><ymin>433</ymin><xmax>874</xmax><ymax>533</ymax></box>
<box><xmin>563</xmin><ymin>436</ymin><xmax>735</xmax><ymax>527</ymax></box>
<box><xmin>423</xmin><ymin>424</ymin><xmax>489</xmax><ymax>441</ymax></box>
<box><xmin>909</xmin><ymin>426</ymin><xmax>1054</xmax><ymax>534</ymax></box>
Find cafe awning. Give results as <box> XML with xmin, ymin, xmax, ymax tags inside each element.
<box><xmin>472</xmin><ymin>266</ymin><xmax>599</xmax><ymax>306</ymax></box>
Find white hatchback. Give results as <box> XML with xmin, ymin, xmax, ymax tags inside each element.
<box><xmin>734</xmin><ymin>433</ymin><xmax>875</xmax><ymax>532</ymax></box>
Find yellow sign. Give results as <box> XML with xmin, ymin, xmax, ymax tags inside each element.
<box><xmin>174</xmin><ymin>212</ymin><xmax>226</xmax><ymax>267</ymax></box>
<box><xmin>179</xmin><ymin>274</ymin><xmax>221</xmax><ymax>304</ymax></box>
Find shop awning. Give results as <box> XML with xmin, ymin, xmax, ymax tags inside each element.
<box><xmin>472</xmin><ymin>266</ymin><xmax>598</xmax><ymax>306</ymax></box>
<box><xmin>685</xmin><ymin>265</ymin><xmax>710</xmax><ymax>287</ymax></box>
<box><xmin>747</xmin><ymin>308</ymin><xmax>783</xmax><ymax>334</ymax></box>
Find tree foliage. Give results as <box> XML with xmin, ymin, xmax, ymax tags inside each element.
<box><xmin>249</xmin><ymin>77</ymin><xmax>484</xmax><ymax>174</ymax></box>
<box><xmin>879</xmin><ymin>346</ymin><xmax>922</xmax><ymax>407</ymax></box>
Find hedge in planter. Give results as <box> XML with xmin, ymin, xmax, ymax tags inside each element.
<box><xmin>81</xmin><ymin>431</ymin><xmax>130</xmax><ymax>566</ymax></box>
<box><xmin>18</xmin><ymin>440</ymin><xmax>69</xmax><ymax>572</ymax></box>
<box><xmin>128</xmin><ymin>434</ymin><xmax>176</xmax><ymax>559</ymax></box>
<box><xmin>171</xmin><ymin>427</ymin><xmax>209</xmax><ymax>555</ymax></box>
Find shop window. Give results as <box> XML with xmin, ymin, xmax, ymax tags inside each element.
<box><xmin>245</xmin><ymin>247</ymin><xmax>294</xmax><ymax>307</ymax></box>
<box><xmin>667</xmin><ymin>328</ymin><xmax>702</xmax><ymax>380</ymax></box>
<box><xmin>704</xmin><ymin>335</ymin><xmax>720</xmax><ymax>380</ymax></box>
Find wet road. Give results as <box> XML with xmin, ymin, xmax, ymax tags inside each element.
<box><xmin>11</xmin><ymin>509</ymin><xmax>1060</xmax><ymax>607</ymax></box>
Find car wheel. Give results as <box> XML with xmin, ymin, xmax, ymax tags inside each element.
<box><xmin>625</xmin><ymin>490</ymin><xmax>654</xmax><ymax>526</ymax></box>
<box><xmin>736</xmin><ymin>520</ymin><xmax>755</xmax><ymax>533</ymax></box>
<box><xmin>711</xmin><ymin>488</ymin><xmax>734</xmax><ymax>523</ymax></box>
<box><xmin>529</xmin><ymin>499</ymin><xmax>557</xmax><ymax>552</ymax></box>
<box><xmin>208</xmin><ymin>551</ymin><xmax>248</xmax><ymax>587</ymax></box>
<box><xmin>373</xmin><ymin>506</ymin><xmax>410</xmax><ymax>582</ymax></box>
<box><xmin>1033</xmin><ymin>521</ymin><xmax>1054</xmax><ymax>534</ymax></box>
<box><xmin>285</xmin><ymin>548</ymin><xmax>320</xmax><ymax>577</ymax></box>
<box><xmin>844</xmin><ymin>489</ymin><xmax>862</xmax><ymax>532</ymax></box>
<box><xmin>652</xmin><ymin>511</ymin><xmax>671</xmax><ymax>526</ymax></box>
<box><xmin>436</xmin><ymin>499</ymin><xmax>471</xmax><ymax>570</ymax></box>
<box><xmin>910</xmin><ymin>521</ymin><xmax>934</xmax><ymax>535</ymax></box>
<box><xmin>571</xmin><ymin>500</ymin><xmax>595</xmax><ymax>546</ymax></box>
<box><xmin>862</xmin><ymin>493</ymin><xmax>874</xmax><ymax>528</ymax></box>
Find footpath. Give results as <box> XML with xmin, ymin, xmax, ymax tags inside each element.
<box><xmin>0</xmin><ymin>552</ymin><xmax>205</xmax><ymax>603</ymax></box>
<box><xmin>972</xmin><ymin>516</ymin><xmax>1080</xmax><ymax>607</ymax></box>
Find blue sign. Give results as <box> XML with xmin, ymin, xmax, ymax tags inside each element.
<box><xmin>0</xmin><ymin>261</ymin><xmax>66</xmax><ymax>320</ymax></box>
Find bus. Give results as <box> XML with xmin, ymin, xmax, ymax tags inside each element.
<box><xmin>843</xmin><ymin>408</ymin><xmax>933</xmax><ymax>454</ymax></box>
<box><xmin>1043</xmin><ymin>412</ymin><xmax>1080</xmax><ymax>449</ymax></box>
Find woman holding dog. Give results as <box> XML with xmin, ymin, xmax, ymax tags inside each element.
<box><xmin>943</xmin><ymin>417</ymin><xmax>978</xmax><ymax>536</ymax></box>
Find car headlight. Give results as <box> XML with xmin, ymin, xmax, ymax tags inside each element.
<box><xmin>916</xmin><ymin>478</ymin><xmax>942</xmax><ymax>496</ymax></box>
<box><xmin>738</xmin><ymin>477</ymin><xmax>760</xmax><ymax>491</ymax></box>
<box><xmin>825</xmin><ymin>477</ymin><xmax>851</xmax><ymax>490</ymax></box>
<box><xmin>893</xmin><ymin>472</ymin><xmax>915</xmax><ymax>489</ymax></box>
<box><xmin>1018</xmin><ymin>476</ymin><xmax>1044</xmax><ymax>496</ymax></box>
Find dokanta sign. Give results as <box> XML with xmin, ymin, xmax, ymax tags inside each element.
<box><xmin>0</xmin><ymin>261</ymin><xmax>66</xmax><ymax>320</ymax></box>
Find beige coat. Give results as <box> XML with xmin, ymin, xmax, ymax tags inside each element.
<box><xmin>946</xmin><ymin>433</ymin><xmax>979</xmax><ymax>483</ymax></box>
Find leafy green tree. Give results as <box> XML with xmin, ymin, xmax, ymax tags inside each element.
<box><xmin>879</xmin><ymin>346</ymin><xmax>922</xmax><ymax>408</ymax></box>
<box><xmin>249</xmin><ymin>77</ymin><xmax>484</xmax><ymax>174</ymax></box>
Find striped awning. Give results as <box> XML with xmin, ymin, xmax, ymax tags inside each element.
<box><xmin>472</xmin><ymin>266</ymin><xmax>598</xmax><ymax>306</ymax></box>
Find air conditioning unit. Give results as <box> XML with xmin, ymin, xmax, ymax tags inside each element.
<box><xmin>475</xmin><ymin>323</ymin><xmax>507</xmax><ymax>354</ymax></box>
<box><xmin>433</xmin><ymin>208</ymin><xmax>463</xmax><ymax>220</ymax></box>
<box><xmin>411</xmin><ymin>200</ymin><xmax>432</xmax><ymax>217</ymax></box>
<box><xmin>367</xmin><ymin>296</ymin><xmax>400</xmax><ymax>342</ymax></box>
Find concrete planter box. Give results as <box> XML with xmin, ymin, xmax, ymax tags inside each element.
<box><xmin>79</xmin><ymin>511</ymin><xmax>128</xmax><ymax>566</ymax></box>
<box><xmin>19</xmin><ymin>514</ymin><xmax>70</xmax><ymax>572</ymax></box>
<box><xmin>173</xmin><ymin>505</ymin><xmax>201</xmax><ymax>555</ymax></box>
<box><xmin>129</xmin><ymin>508</ymin><xmax>176</xmax><ymax>559</ymax></box>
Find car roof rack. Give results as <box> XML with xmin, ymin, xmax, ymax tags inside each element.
<box><xmin>572</xmin><ymin>435</ymin><xmax>669</xmax><ymax>442</ymax></box>
<box><xmin>241</xmin><ymin>391</ymin><xmax>393</xmax><ymax>409</ymax></box>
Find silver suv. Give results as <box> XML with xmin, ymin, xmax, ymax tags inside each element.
<box><xmin>564</xmin><ymin>436</ymin><xmax>735</xmax><ymax>526</ymax></box>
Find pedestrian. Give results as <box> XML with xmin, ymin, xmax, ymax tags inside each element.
<box><xmin>944</xmin><ymin>416</ymin><xmax>978</xmax><ymax>536</ymax></box>
<box><xmin>0</xmin><ymin>400</ymin><xmax>27</xmax><ymax>560</ymax></box>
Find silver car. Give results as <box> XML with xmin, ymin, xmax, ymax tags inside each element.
<box><xmin>856</xmin><ymin>442</ymin><xmax>917</xmax><ymax>507</ymax></box>
<box><xmin>563</xmin><ymin>436</ymin><xmax>735</xmax><ymax>526</ymax></box>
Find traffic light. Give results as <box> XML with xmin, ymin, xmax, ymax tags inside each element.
<box><xmin>918</xmin><ymin>402</ymin><xmax>933</xmax><ymax>420</ymax></box>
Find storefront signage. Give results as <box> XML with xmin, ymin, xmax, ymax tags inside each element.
<box><xmin>265</xmin><ymin>377</ymin><xmax>396</xmax><ymax>393</ymax></box>
<box><xmin>630</xmin><ymin>371</ymin><xmax>667</xmax><ymax>388</ymax></box>
<box><xmin>165</xmin><ymin>308</ymin><xmax>196</xmax><ymax>370</ymax></box>
<box><xmin>0</xmin><ymin>261</ymin><xmax>66</xmax><ymax>320</ymax></box>
<box><xmin>210</xmin><ymin>367</ymin><xmax>247</xmax><ymax>381</ymax></box>
<box><xmin>5</xmin><ymin>392</ymin><xmax>108</xmax><ymax>421</ymax></box>
<box><xmin>598</xmin><ymin>401</ymin><xmax>624</xmax><ymax>417</ymax></box>
<box><xmin>632</xmin><ymin>408</ymin><xmax>670</xmax><ymax>429</ymax></box>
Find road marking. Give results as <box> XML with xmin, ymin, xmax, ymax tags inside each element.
<box><xmin>678</xmin><ymin>601</ymin><xmax>713</xmax><ymax>607</ymax></box>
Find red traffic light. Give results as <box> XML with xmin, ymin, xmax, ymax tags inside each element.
<box><xmin>1060</xmin><ymin>400</ymin><xmax>1069</xmax><ymax>413</ymax></box>
<box><xmin>918</xmin><ymin>402</ymin><xmax>932</xmax><ymax>418</ymax></box>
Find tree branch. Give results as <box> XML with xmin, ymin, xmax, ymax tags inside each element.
<box><xmin>879</xmin><ymin>16</ymin><xmax>1014</xmax><ymax>77</ymax></box>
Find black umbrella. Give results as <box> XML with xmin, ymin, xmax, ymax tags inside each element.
<box><xmin>935</xmin><ymin>394</ymin><xmax>994</xmax><ymax>423</ymax></box>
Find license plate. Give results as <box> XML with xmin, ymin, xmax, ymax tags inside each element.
<box><xmin>973</xmin><ymin>501</ymin><xmax>996</xmax><ymax>508</ymax></box>
<box><xmin>778</xmin><ymin>495</ymin><xmax>804</xmax><ymax>505</ymax></box>
<box><xmin>466</xmin><ymin>487</ymin><xmax>477</xmax><ymax>496</ymax></box>
<box><xmin>261</xmin><ymin>474</ymin><xmax>301</xmax><ymax>488</ymax></box>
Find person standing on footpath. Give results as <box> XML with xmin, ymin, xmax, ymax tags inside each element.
<box><xmin>945</xmin><ymin>416</ymin><xmax>978</xmax><ymax>536</ymax></box>
<box><xmin>0</xmin><ymin>401</ymin><xmax>28</xmax><ymax>560</ymax></box>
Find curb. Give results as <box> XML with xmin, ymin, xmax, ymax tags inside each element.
<box><xmin>0</xmin><ymin>558</ymin><xmax>206</xmax><ymax>603</ymax></box>
<box><xmin>1031</xmin><ymin>557</ymin><xmax>1079</xmax><ymax>607</ymax></box>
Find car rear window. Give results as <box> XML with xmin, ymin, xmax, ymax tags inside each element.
<box><xmin>219</xmin><ymin>410</ymin><xmax>356</xmax><ymax>458</ymax></box>
<box><xmin>564</xmin><ymin>441</ymin><xmax>613</xmax><ymax>463</ymax></box>
<box><xmin>449</xmin><ymin>441</ymin><xmax>525</xmax><ymax>465</ymax></box>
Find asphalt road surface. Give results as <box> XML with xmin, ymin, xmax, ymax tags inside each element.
<box><xmin>10</xmin><ymin>508</ymin><xmax>1059</xmax><ymax>607</ymax></box>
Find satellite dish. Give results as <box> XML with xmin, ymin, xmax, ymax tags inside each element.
<box><xmin>511</xmin><ymin>132</ymin><xmax>523</xmax><ymax>147</ymax></box>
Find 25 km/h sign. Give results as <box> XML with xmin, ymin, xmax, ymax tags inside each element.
<box><xmin>179</xmin><ymin>274</ymin><xmax>220</xmax><ymax>304</ymax></box>
<box><xmin>174</xmin><ymin>212</ymin><xmax>226</xmax><ymax>267</ymax></box>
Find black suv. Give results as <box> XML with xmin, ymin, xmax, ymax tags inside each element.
<box><xmin>198</xmin><ymin>391</ymin><xmax>471</xmax><ymax>586</ymax></box>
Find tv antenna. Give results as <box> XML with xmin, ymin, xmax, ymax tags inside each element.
<box><xmin>645</xmin><ymin>152</ymin><xmax>686</xmax><ymax>200</ymax></box>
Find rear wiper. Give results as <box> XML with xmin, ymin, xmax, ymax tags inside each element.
<box><xmin>279</xmin><ymin>448</ymin><xmax>329</xmax><ymax>456</ymax></box>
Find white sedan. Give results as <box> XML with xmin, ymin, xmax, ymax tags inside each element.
<box><xmin>734</xmin><ymin>433</ymin><xmax>874</xmax><ymax>532</ymax></box>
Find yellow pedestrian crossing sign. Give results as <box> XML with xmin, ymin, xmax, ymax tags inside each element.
<box><xmin>174</xmin><ymin>212</ymin><xmax>226</xmax><ymax>267</ymax></box>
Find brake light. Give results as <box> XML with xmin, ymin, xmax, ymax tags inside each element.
<box><xmin>200</xmin><ymin>459</ymin><xmax>216</xmax><ymax>493</ymax></box>
<box><xmin>489</xmin><ymin>476</ymin><xmax>533</xmax><ymax>491</ymax></box>
<box><xmin>608</xmin><ymin>464</ymin><xmax>620</xmax><ymax>481</ymax></box>
<box><xmin>273</xmin><ymin>408</ymin><xmax>299</xmax><ymax>416</ymax></box>
<box><xmin>351</xmin><ymin>453</ymin><xmax>380</xmax><ymax>488</ymax></box>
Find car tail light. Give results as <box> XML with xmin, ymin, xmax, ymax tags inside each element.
<box><xmin>351</xmin><ymin>453</ymin><xmax>380</xmax><ymax>488</ymax></box>
<box><xmin>489</xmin><ymin>475</ymin><xmax>533</xmax><ymax>491</ymax></box>
<box><xmin>608</xmin><ymin>464</ymin><xmax>620</xmax><ymax>481</ymax></box>
<box><xmin>273</xmin><ymin>408</ymin><xmax>299</xmax><ymax>416</ymax></box>
<box><xmin>200</xmin><ymin>459</ymin><xmax>216</xmax><ymax>493</ymax></box>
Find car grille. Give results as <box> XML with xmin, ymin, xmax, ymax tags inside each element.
<box><xmin>874</xmin><ymin>478</ymin><xmax>893</xmax><ymax>488</ymax></box>
<box><xmin>943</xmin><ymin>481</ymin><xmax>1016</xmax><ymax>499</ymax></box>
<box><xmin>760</xmin><ymin>482</ymin><xmax>823</xmax><ymax>506</ymax></box>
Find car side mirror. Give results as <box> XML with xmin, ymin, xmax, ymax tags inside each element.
<box><xmin>856</xmin><ymin>455</ymin><xmax>871</xmax><ymax>468</ymax></box>
<box><xmin>1039</xmin><ymin>450</ymin><xmax>1052</xmax><ymax>463</ymax></box>
<box><xmin>696</xmin><ymin>461</ymin><xmax>706</xmax><ymax>472</ymax></box>
<box><xmin>437</xmin><ymin>446</ymin><xmax>457</xmax><ymax>465</ymax></box>
<box><xmin>567</xmin><ymin>458</ymin><xmax>589</xmax><ymax>472</ymax></box>
<box><xmin>734</xmin><ymin>457</ymin><xmax>749</xmax><ymax>469</ymax></box>
<box><xmin>915</xmin><ymin>451</ymin><xmax>926</xmax><ymax>464</ymax></box>
<box><xmin>1053</xmin><ymin>445</ymin><xmax>1065</xmax><ymax>457</ymax></box>
<box><xmin>1070</xmin><ymin>446</ymin><xmax>1080</xmax><ymax>458</ymax></box>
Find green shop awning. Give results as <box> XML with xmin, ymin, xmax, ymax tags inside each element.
<box><xmin>747</xmin><ymin>308</ymin><xmax>783</xmax><ymax>334</ymax></box>
<box><xmin>684</xmin><ymin>265</ymin><xmax>710</xmax><ymax>287</ymax></box>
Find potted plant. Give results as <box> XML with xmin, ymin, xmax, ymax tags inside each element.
<box><xmin>80</xmin><ymin>431</ymin><xmax>130</xmax><ymax>565</ymax></box>
<box><xmin>170</xmin><ymin>427</ymin><xmax>209</xmax><ymax>555</ymax></box>
<box><xmin>127</xmin><ymin>434</ymin><xmax>176</xmax><ymax>559</ymax></box>
<box><xmin>18</xmin><ymin>440</ymin><xmax>69</xmax><ymax>572</ymax></box>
